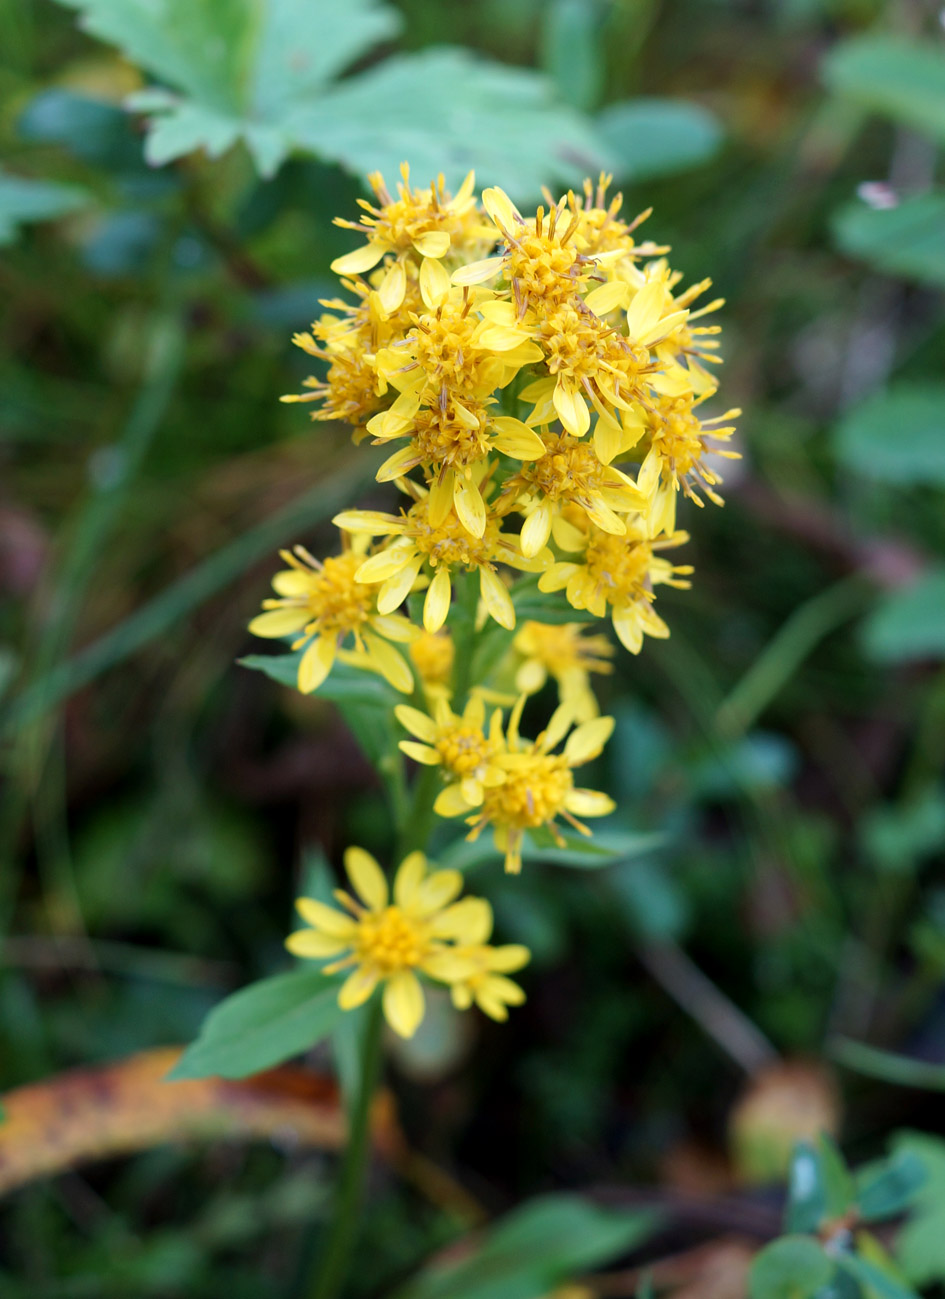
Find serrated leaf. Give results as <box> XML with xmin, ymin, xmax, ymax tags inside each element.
<box><xmin>0</xmin><ymin>168</ymin><xmax>90</xmax><ymax>244</ymax></box>
<box><xmin>392</xmin><ymin>1194</ymin><xmax>656</xmax><ymax>1299</ymax></box>
<box><xmin>597</xmin><ymin>97</ymin><xmax>723</xmax><ymax>182</ymax></box>
<box><xmin>169</xmin><ymin>969</ymin><xmax>345</xmax><ymax>1081</ymax></box>
<box><xmin>55</xmin><ymin>0</ymin><xmax>403</xmax><ymax>176</ymax></box>
<box><xmin>834</xmin><ymin>385</ymin><xmax>945</xmax><ymax>486</ymax></box>
<box><xmin>833</xmin><ymin>195</ymin><xmax>945</xmax><ymax>288</ymax></box>
<box><xmin>293</xmin><ymin>48</ymin><xmax>612</xmax><ymax>201</ymax></box>
<box><xmin>861</xmin><ymin>571</ymin><xmax>945</xmax><ymax>664</ymax></box>
<box><xmin>749</xmin><ymin>1236</ymin><xmax>833</xmax><ymax>1299</ymax></box>
<box><xmin>823</xmin><ymin>36</ymin><xmax>945</xmax><ymax>146</ymax></box>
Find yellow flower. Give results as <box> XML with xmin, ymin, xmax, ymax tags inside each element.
<box><xmin>637</xmin><ymin>393</ymin><xmax>741</xmax><ymax>535</ymax></box>
<box><xmin>248</xmin><ymin>539</ymin><xmax>416</xmax><ymax>694</ymax></box>
<box><xmin>436</xmin><ymin>697</ymin><xmax>616</xmax><ymax>873</ymax></box>
<box><xmin>286</xmin><ymin>847</ymin><xmax>526</xmax><ymax>1038</ymax></box>
<box><xmin>539</xmin><ymin>514</ymin><xmax>692</xmax><ymax>654</ymax></box>
<box><xmin>396</xmin><ymin>694</ymin><xmax>506</xmax><ymax>806</ymax></box>
<box><xmin>498</xmin><ymin>430</ymin><xmax>647</xmax><ymax>556</ymax></box>
<box><xmin>408</xmin><ymin>629</ymin><xmax>455</xmax><ymax>698</ymax></box>
<box><xmin>444</xmin><ymin>899</ymin><xmax>530</xmax><ymax>1021</ymax></box>
<box><xmin>513</xmin><ymin>620</ymin><xmax>613</xmax><ymax>722</ymax></box>
<box><xmin>334</xmin><ymin>485</ymin><xmax>544</xmax><ymax>634</ymax></box>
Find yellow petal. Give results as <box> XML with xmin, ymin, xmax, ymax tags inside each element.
<box><xmin>356</xmin><ymin>543</ymin><xmax>414</xmax><ymax>584</ymax></box>
<box><xmin>451</xmin><ymin>256</ymin><xmax>504</xmax><ymax>286</ymax></box>
<box><xmin>248</xmin><ymin>608</ymin><xmax>310</xmax><ymax>638</ymax></box>
<box><xmin>594</xmin><ymin>415</ymin><xmax>625</xmax><ymax>466</ymax></box>
<box><xmin>427</xmin><ymin>470</ymin><xmax>454</xmax><ymax>527</ymax></box>
<box><xmin>285</xmin><ymin>930</ymin><xmax>348</xmax><ymax>959</ymax></box>
<box><xmin>377</xmin><ymin>259</ymin><xmax>406</xmax><ymax>314</ymax></box>
<box><xmin>338</xmin><ymin>965</ymin><xmax>380</xmax><ymax>1009</ymax></box>
<box><xmin>626</xmin><ymin>280</ymin><xmax>667</xmax><ymax>341</ymax></box>
<box><xmin>419</xmin><ymin>255</ymin><xmax>451</xmax><ymax>308</ymax></box>
<box><xmin>479</xmin><ymin>567</ymin><xmax>515</xmax><ymax>630</ymax></box>
<box><xmin>344</xmin><ymin>846</ymin><xmax>388</xmax><ymax>910</ymax></box>
<box><xmin>423</xmin><ymin>567</ymin><xmax>453</xmax><ymax>633</ymax></box>
<box><xmin>520</xmin><ymin>503</ymin><xmax>553</xmax><ymax>558</ymax></box>
<box><xmin>377</xmin><ymin>557</ymin><xmax>424</xmax><ymax>614</ymax></box>
<box><xmin>333</xmin><ymin>510</ymin><xmax>403</xmax><ymax>535</ymax></box>
<box><xmin>433</xmin><ymin>783</ymin><xmax>473</xmax><ymax>818</ymax></box>
<box><xmin>393</xmin><ymin>851</ymin><xmax>427</xmax><ymax>906</ymax></box>
<box><xmin>478</xmin><ymin>324</ymin><xmax>531</xmax><ymax>352</ymax></box>
<box><xmin>383</xmin><ymin>970</ymin><xmax>425</xmax><ymax>1038</ymax></box>
<box><xmin>394</xmin><ymin>704</ymin><xmax>439</xmax><ymax>742</ymax></box>
<box><xmin>298</xmin><ymin>636</ymin><xmax>336</xmax><ymax>694</ymax></box>
<box><xmin>490</xmin><ymin>416</ymin><xmax>545</xmax><ymax>460</ymax></box>
<box><xmin>431</xmin><ymin>896</ymin><xmax>493</xmax><ymax>943</ymax></box>
<box><xmin>271</xmin><ymin>570</ymin><xmax>314</xmax><ymax>597</ymax></box>
<box><xmin>363</xmin><ymin>632</ymin><xmax>414</xmax><ymax>693</ymax></box>
<box><xmin>412</xmin><ymin>230</ymin><xmax>450</xmax><ymax>258</ymax></box>
<box><xmin>584</xmin><ymin>280</ymin><xmax>630</xmax><ymax>315</ymax></box>
<box><xmin>399</xmin><ymin>740</ymin><xmax>441</xmax><ymax>765</ymax></box>
<box><xmin>330</xmin><ymin>243</ymin><xmax>385</xmax><ymax>275</ymax></box>
<box><xmin>482</xmin><ymin>186</ymin><xmax>522</xmax><ymax>234</ymax></box>
<box><xmin>553</xmin><ymin>380</ymin><xmax>590</xmax><ymax>437</ymax></box>
<box><xmin>453</xmin><ymin>476</ymin><xmax>486</xmax><ymax>539</ymax></box>
<box><xmin>564</xmin><ymin>788</ymin><xmax>616</xmax><ymax>817</ymax></box>
<box><xmin>369</xmin><ymin>612</ymin><xmax>417</xmax><ymax>644</ymax></box>
<box><xmin>376</xmin><ymin>445</ymin><xmax>421</xmax><ymax>483</ymax></box>
<box><xmin>415</xmin><ymin>868</ymin><xmax>463</xmax><ymax>913</ymax></box>
<box><xmin>295</xmin><ymin>897</ymin><xmax>358</xmax><ymax>938</ymax></box>
<box><xmin>564</xmin><ymin>715</ymin><xmax>615</xmax><ymax>764</ymax></box>
<box><xmin>488</xmin><ymin>944</ymin><xmax>531</xmax><ymax>973</ymax></box>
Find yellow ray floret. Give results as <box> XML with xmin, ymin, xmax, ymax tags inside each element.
<box><xmin>434</xmin><ymin>696</ymin><xmax>616</xmax><ymax>873</ymax></box>
<box><xmin>247</xmin><ymin>538</ymin><xmax>416</xmax><ymax>695</ymax></box>
<box><xmin>286</xmin><ymin>847</ymin><xmax>529</xmax><ymax>1037</ymax></box>
<box><xmin>397</xmin><ymin>694</ymin><xmax>506</xmax><ymax>808</ymax></box>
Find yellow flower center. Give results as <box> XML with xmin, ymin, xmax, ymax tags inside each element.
<box><xmin>409</xmin><ymin>303</ymin><xmax>497</xmax><ymax>393</ymax></box>
<box><xmin>406</xmin><ymin>500</ymin><xmax>499</xmax><ymax>569</ymax></box>
<box><xmin>411</xmin><ymin>401</ymin><xmax>491</xmax><ymax>469</ymax></box>
<box><xmin>436</xmin><ymin>724</ymin><xmax>494</xmax><ymax>776</ymax></box>
<box><xmin>647</xmin><ymin>398</ymin><xmax>705</xmax><ymax>477</ymax></box>
<box><xmin>482</xmin><ymin>754</ymin><xmax>573</xmax><ymax>829</ymax></box>
<box><xmin>583</xmin><ymin>530</ymin><xmax>654</xmax><ymax>607</ymax></box>
<box><xmin>409</xmin><ymin>631</ymin><xmax>454</xmax><ymax>684</ymax></box>
<box><xmin>357</xmin><ymin>905</ymin><xmax>426</xmax><ymax>972</ymax></box>
<box><xmin>520</xmin><ymin>622</ymin><xmax>612</xmax><ymax>676</ymax></box>
<box><xmin>518</xmin><ymin>434</ymin><xmax>608</xmax><ymax>502</ymax></box>
<box><xmin>505</xmin><ymin>213</ymin><xmax>584</xmax><ymax>308</ymax></box>
<box><xmin>306</xmin><ymin>552</ymin><xmax>375</xmax><ymax>636</ymax></box>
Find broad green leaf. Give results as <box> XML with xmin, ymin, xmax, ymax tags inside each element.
<box><xmin>438</xmin><ymin>828</ymin><xmax>662</xmax><ymax>873</ymax></box>
<box><xmin>861</xmin><ymin>571</ymin><xmax>945</xmax><ymax>664</ymax></box>
<box><xmin>833</xmin><ymin>195</ymin><xmax>945</xmax><ymax>288</ymax></box>
<box><xmin>539</xmin><ymin>0</ymin><xmax>604</xmax><ymax>112</ymax></box>
<box><xmin>893</xmin><ymin>1133</ymin><xmax>945</xmax><ymax>1286</ymax></box>
<box><xmin>597</xmin><ymin>97</ymin><xmax>723</xmax><ymax>182</ymax></box>
<box><xmin>823</xmin><ymin>36</ymin><xmax>945</xmax><ymax>146</ymax></box>
<box><xmin>168</xmin><ymin>968</ymin><xmax>344</xmax><ymax>1080</ymax></box>
<box><xmin>393</xmin><ymin>1194</ymin><xmax>656</xmax><ymax>1299</ymax></box>
<box><xmin>749</xmin><ymin>1236</ymin><xmax>833</xmax><ymax>1299</ymax></box>
<box><xmin>834</xmin><ymin>385</ymin><xmax>945</xmax><ymax>486</ymax></box>
<box><xmin>0</xmin><ymin>168</ymin><xmax>90</xmax><ymax>244</ymax></box>
<box><xmin>55</xmin><ymin>0</ymin><xmax>403</xmax><ymax>175</ymax></box>
<box><xmin>295</xmin><ymin>49</ymin><xmax>612</xmax><ymax>201</ymax></box>
<box><xmin>857</xmin><ymin>1150</ymin><xmax>928</xmax><ymax>1222</ymax></box>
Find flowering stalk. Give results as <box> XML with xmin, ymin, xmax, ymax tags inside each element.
<box><xmin>247</xmin><ymin>162</ymin><xmax>739</xmax><ymax>1298</ymax></box>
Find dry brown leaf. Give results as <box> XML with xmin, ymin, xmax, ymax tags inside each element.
<box><xmin>0</xmin><ymin>1046</ymin><xmax>397</xmax><ymax>1196</ymax></box>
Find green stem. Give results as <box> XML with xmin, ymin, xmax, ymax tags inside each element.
<box><xmin>449</xmin><ymin>569</ymin><xmax>481</xmax><ymax>708</ymax></box>
<box><xmin>306</xmin><ymin>994</ymin><xmax>385</xmax><ymax>1299</ymax></box>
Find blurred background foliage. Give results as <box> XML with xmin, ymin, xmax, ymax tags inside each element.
<box><xmin>1</xmin><ymin>0</ymin><xmax>945</xmax><ymax>1294</ymax></box>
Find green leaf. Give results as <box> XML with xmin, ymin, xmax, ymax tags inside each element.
<box><xmin>893</xmin><ymin>1133</ymin><xmax>945</xmax><ymax>1286</ymax></box>
<box><xmin>392</xmin><ymin>1194</ymin><xmax>656</xmax><ymax>1299</ymax></box>
<box><xmin>295</xmin><ymin>49</ymin><xmax>612</xmax><ymax>200</ymax></box>
<box><xmin>748</xmin><ymin>1236</ymin><xmax>833</xmax><ymax>1299</ymax></box>
<box><xmin>836</xmin><ymin>1254</ymin><xmax>920</xmax><ymax>1299</ymax></box>
<box><xmin>511</xmin><ymin>578</ymin><xmax>597</xmax><ymax>624</ymax></box>
<box><xmin>818</xmin><ymin>1135</ymin><xmax>856</xmax><ymax>1221</ymax></box>
<box><xmin>833</xmin><ymin>195</ymin><xmax>945</xmax><ymax>288</ymax></box>
<box><xmin>168</xmin><ymin>968</ymin><xmax>344</xmax><ymax>1080</ymax></box>
<box><xmin>786</xmin><ymin>1142</ymin><xmax>828</xmax><ymax>1234</ymax></box>
<box><xmin>823</xmin><ymin>36</ymin><xmax>945</xmax><ymax>146</ymax></box>
<box><xmin>597</xmin><ymin>97</ymin><xmax>723</xmax><ymax>182</ymax></box>
<box><xmin>834</xmin><ymin>385</ymin><xmax>945</xmax><ymax>486</ymax></box>
<box><xmin>539</xmin><ymin>0</ymin><xmax>604</xmax><ymax>112</ymax></box>
<box><xmin>55</xmin><ymin>0</ymin><xmax>403</xmax><ymax>176</ymax></box>
<box><xmin>832</xmin><ymin>1039</ymin><xmax>945</xmax><ymax>1091</ymax></box>
<box><xmin>857</xmin><ymin>1150</ymin><xmax>928</xmax><ymax>1222</ymax></box>
<box><xmin>438</xmin><ymin>828</ymin><xmax>662</xmax><ymax>873</ymax></box>
<box><xmin>0</xmin><ymin>168</ymin><xmax>90</xmax><ymax>244</ymax></box>
<box><xmin>861</xmin><ymin>571</ymin><xmax>945</xmax><ymax>664</ymax></box>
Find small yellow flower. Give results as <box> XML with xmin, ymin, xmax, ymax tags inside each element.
<box><xmin>334</xmin><ymin>485</ymin><xmax>544</xmax><ymax>634</ymax></box>
<box><xmin>436</xmin><ymin>696</ymin><xmax>616</xmax><ymax>873</ymax></box>
<box><xmin>396</xmin><ymin>694</ymin><xmax>506</xmax><ymax>806</ymax></box>
<box><xmin>408</xmin><ymin>629</ymin><xmax>455</xmax><ymax>697</ymax></box>
<box><xmin>539</xmin><ymin>514</ymin><xmax>692</xmax><ymax>654</ymax></box>
<box><xmin>286</xmin><ymin>847</ymin><xmax>527</xmax><ymax>1038</ymax></box>
<box><xmin>513</xmin><ymin>621</ymin><xmax>613</xmax><ymax>722</ymax></box>
<box><xmin>444</xmin><ymin>899</ymin><xmax>530</xmax><ymax>1021</ymax></box>
<box><xmin>248</xmin><ymin>539</ymin><xmax>416</xmax><ymax>695</ymax></box>
<box><xmin>637</xmin><ymin>393</ymin><xmax>741</xmax><ymax>535</ymax></box>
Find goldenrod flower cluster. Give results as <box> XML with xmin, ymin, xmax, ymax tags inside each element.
<box><xmin>251</xmin><ymin>166</ymin><xmax>738</xmax><ymax>1037</ymax></box>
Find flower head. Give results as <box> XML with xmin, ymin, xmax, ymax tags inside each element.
<box><xmin>443</xmin><ymin>898</ymin><xmax>530</xmax><ymax>1021</ymax></box>
<box><xmin>513</xmin><ymin>620</ymin><xmax>614</xmax><ymax>721</ymax></box>
<box><xmin>248</xmin><ymin>539</ymin><xmax>416</xmax><ymax>694</ymax></box>
<box><xmin>397</xmin><ymin>694</ymin><xmax>506</xmax><ymax>806</ymax></box>
<box><xmin>408</xmin><ymin>629</ymin><xmax>455</xmax><ymax>698</ymax></box>
<box><xmin>286</xmin><ymin>847</ymin><xmax>528</xmax><ymax>1037</ymax></box>
<box><xmin>435</xmin><ymin>696</ymin><xmax>616</xmax><ymax>873</ymax></box>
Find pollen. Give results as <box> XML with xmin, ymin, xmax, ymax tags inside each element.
<box><xmin>412</xmin><ymin>400</ymin><xmax>491</xmax><ymax>470</ymax></box>
<box><xmin>356</xmin><ymin>905</ymin><xmax>425</xmax><ymax>972</ymax></box>
<box><xmin>516</xmin><ymin>434</ymin><xmax>611</xmax><ymax>503</ymax></box>
<box><xmin>436</xmin><ymin>724</ymin><xmax>496</xmax><ymax>776</ymax></box>
<box><xmin>405</xmin><ymin>499</ymin><xmax>499</xmax><ymax>569</ymax></box>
